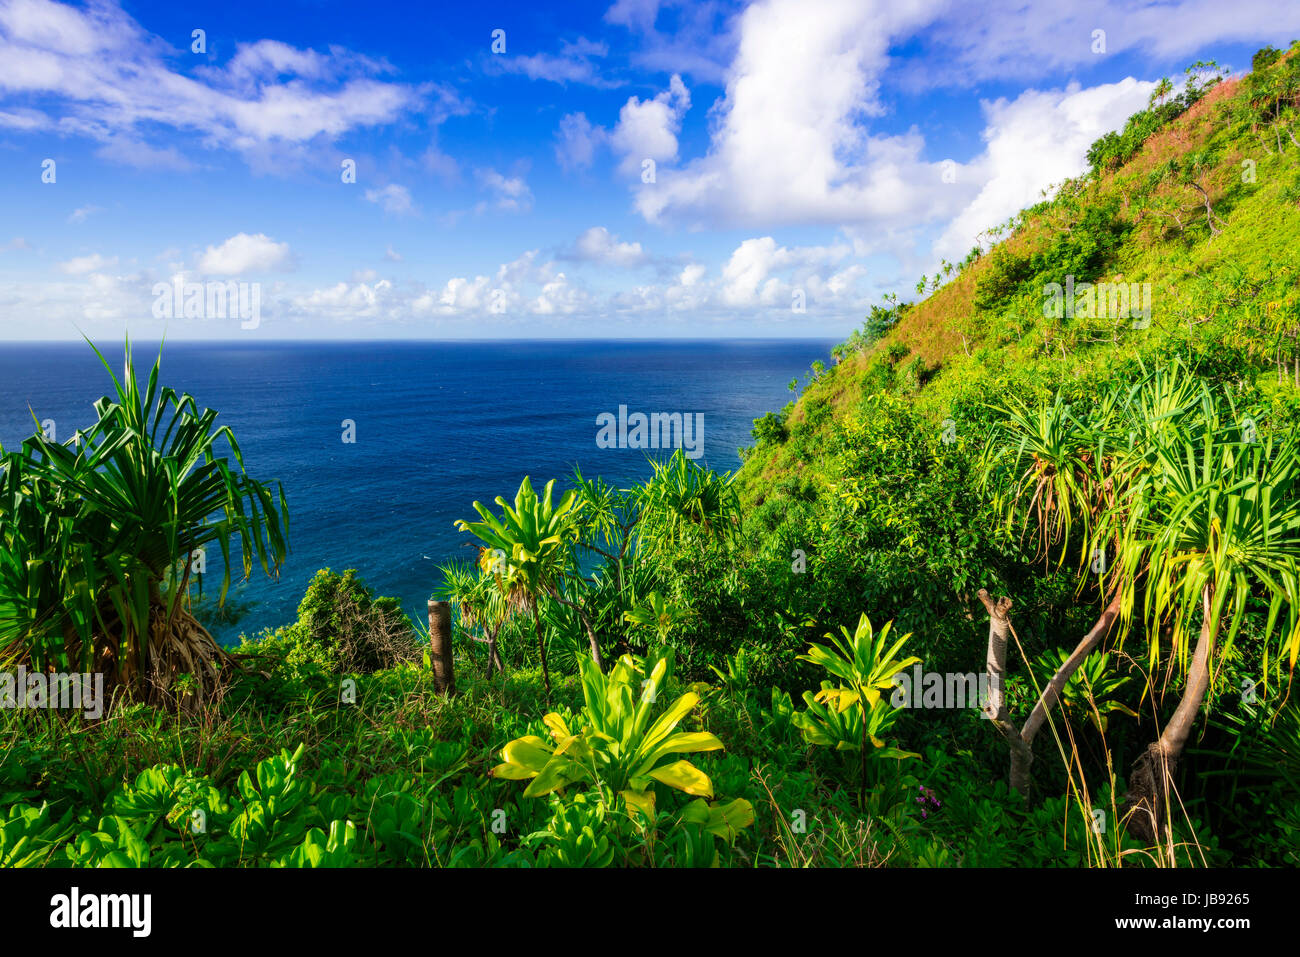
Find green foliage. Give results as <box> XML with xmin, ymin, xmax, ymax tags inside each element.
<box><xmin>1084</xmin><ymin>66</ymin><xmax>1222</xmax><ymax>173</ymax></box>
<box><xmin>0</xmin><ymin>339</ymin><xmax>288</xmax><ymax>701</ymax></box>
<box><xmin>1030</xmin><ymin>648</ymin><xmax>1138</xmax><ymax>732</ymax></box>
<box><xmin>490</xmin><ymin>654</ymin><xmax>727</xmax><ymax>809</ymax></box>
<box><xmin>11</xmin><ymin>50</ymin><xmax>1300</xmax><ymax>868</ymax></box>
<box><xmin>973</xmin><ymin>246</ymin><xmax>1033</xmax><ymax>310</ymax></box>
<box><xmin>793</xmin><ymin>615</ymin><xmax>920</xmax><ymax>766</ymax></box>
<box><xmin>750</xmin><ymin>410</ymin><xmax>787</xmax><ymax>447</ymax></box>
<box><xmin>256</xmin><ymin>568</ymin><xmax>420</xmax><ymax>675</ymax></box>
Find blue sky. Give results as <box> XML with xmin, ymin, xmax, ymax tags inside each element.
<box><xmin>1</xmin><ymin>0</ymin><xmax>1297</xmax><ymax>340</ymax></box>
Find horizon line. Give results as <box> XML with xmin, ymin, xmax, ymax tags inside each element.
<box><xmin>0</xmin><ymin>335</ymin><xmax>842</xmax><ymax>345</ymax></box>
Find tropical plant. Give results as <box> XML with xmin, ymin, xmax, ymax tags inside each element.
<box><xmin>793</xmin><ymin>614</ymin><xmax>921</xmax><ymax>794</ymax></box>
<box><xmin>0</xmin><ymin>339</ymin><xmax>288</xmax><ymax>704</ymax></box>
<box><xmin>978</xmin><ymin>362</ymin><xmax>1300</xmax><ymax>839</ymax></box>
<box><xmin>623</xmin><ymin>591</ymin><xmax>684</xmax><ymax>644</ymax></box>
<box><xmin>435</xmin><ymin>553</ymin><xmax>514</xmax><ymax>678</ymax></box>
<box><xmin>636</xmin><ymin>450</ymin><xmax>740</xmax><ymax>556</ymax></box>
<box><xmin>456</xmin><ymin>476</ymin><xmax>583</xmax><ymax>695</ymax></box>
<box><xmin>490</xmin><ymin>654</ymin><xmax>746</xmax><ymax>829</ymax></box>
<box><xmin>1032</xmin><ymin>647</ymin><xmax>1137</xmax><ymax>732</ymax></box>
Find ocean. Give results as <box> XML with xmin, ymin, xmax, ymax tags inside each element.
<box><xmin>0</xmin><ymin>339</ymin><xmax>833</xmax><ymax>643</ymax></box>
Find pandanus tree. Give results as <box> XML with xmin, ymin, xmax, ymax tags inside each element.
<box><xmin>979</xmin><ymin>362</ymin><xmax>1300</xmax><ymax>839</ymax></box>
<box><xmin>635</xmin><ymin>450</ymin><xmax>741</xmax><ymax>561</ymax></box>
<box><xmin>456</xmin><ymin>476</ymin><xmax>583</xmax><ymax>698</ymax></box>
<box><xmin>434</xmin><ymin>552</ymin><xmax>512</xmax><ymax>679</ymax></box>
<box><xmin>0</xmin><ymin>340</ymin><xmax>288</xmax><ymax>706</ymax></box>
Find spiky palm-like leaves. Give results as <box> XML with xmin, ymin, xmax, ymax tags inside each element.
<box><xmin>636</xmin><ymin>450</ymin><xmax>740</xmax><ymax>555</ymax></box>
<box><xmin>0</xmin><ymin>339</ymin><xmax>288</xmax><ymax>705</ymax></box>
<box><xmin>979</xmin><ymin>360</ymin><xmax>1300</xmax><ymax>835</ymax></box>
<box><xmin>455</xmin><ymin>476</ymin><xmax>582</xmax><ymax>697</ymax></box>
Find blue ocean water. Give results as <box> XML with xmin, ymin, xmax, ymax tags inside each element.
<box><xmin>0</xmin><ymin>339</ymin><xmax>833</xmax><ymax>643</ymax></box>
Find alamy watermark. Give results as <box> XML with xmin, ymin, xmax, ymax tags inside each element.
<box><xmin>152</xmin><ymin>278</ymin><xmax>262</xmax><ymax>330</ymax></box>
<box><xmin>596</xmin><ymin>405</ymin><xmax>704</xmax><ymax>459</ymax></box>
<box><xmin>1043</xmin><ymin>275</ymin><xmax>1151</xmax><ymax>329</ymax></box>
<box><xmin>50</xmin><ymin>887</ymin><xmax>150</xmax><ymax>937</ymax></box>
<box><xmin>891</xmin><ymin>665</ymin><xmax>994</xmax><ymax>714</ymax></box>
<box><xmin>1</xmin><ymin>667</ymin><xmax>105</xmax><ymax>719</ymax></box>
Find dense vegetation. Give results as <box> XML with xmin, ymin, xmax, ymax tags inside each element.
<box><xmin>3</xmin><ymin>46</ymin><xmax>1300</xmax><ymax>868</ymax></box>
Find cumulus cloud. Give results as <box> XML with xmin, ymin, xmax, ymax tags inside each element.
<box><xmin>572</xmin><ymin>226</ymin><xmax>647</xmax><ymax>267</ymax></box>
<box><xmin>610</xmin><ymin>73</ymin><xmax>690</xmax><ymax>177</ymax></box>
<box><xmin>934</xmin><ymin>77</ymin><xmax>1157</xmax><ymax>261</ymax></box>
<box><xmin>626</xmin><ymin>0</ymin><xmax>975</xmax><ymax>228</ymax></box>
<box><xmin>719</xmin><ymin>237</ymin><xmax>853</xmax><ymax>306</ymax></box>
<box><xmin>197</xmin><ymin>233</ymin><xmax>291</xmax><ymax>275</ymax></box>
<box><xmin>532</xmin><ymin>272</ymin><xmax>587</xmax><ymax>314</ymax></box>
<box><xmin>293</xmin><ymin>279</ymin><xmax>394</xmax><ymax>318</ymax></box>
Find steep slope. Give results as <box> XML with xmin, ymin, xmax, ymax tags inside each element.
<box><xmin>738</xmin><ymin>46</ymin><xmax>1300</xmax><ymax>509</ymax></box>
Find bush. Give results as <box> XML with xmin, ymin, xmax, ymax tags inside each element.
<box><xmin>252</xmin><ymin>569</ymin><xmax>422</xmax><ymax>675</ymax></box>
<box><xmin>973</xmin><ymin>247</ymin><xmax>1034</xmax><ymax>311</ymax></box>
<box><xmin>750</xmin><ymin>410</ymin><xmax>787</xmax><ymax>446</ymax></box>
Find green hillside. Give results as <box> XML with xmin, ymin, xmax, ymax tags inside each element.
<box><xmin>741</xmin><ymin>48</ymin><xmax>1300</xmax><ymax>515</ymax></box>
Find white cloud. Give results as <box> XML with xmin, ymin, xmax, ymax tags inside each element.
<box><xmin>364</xmin><ymin>183</ymin><xmax>415</xmax><ymax>216</ymax></box>
<box><xmin>573</xmin><ymin>226</ymin><xmax>647</xmax><ymax>267</ymax></box>
<box><xmin>0</xmin><ymin>0</ymin><xmax>434</xmax><ymax>169</ymax></box>
<box><xmin>532</xmin><ymin>272</ymin><xmax>587</xmax><ymax>315</ymax></box>
<box><xmin>58</xmin><ymin>252</ymin><xmax>117</xmax><ymax>274</ymax></box>
<box><xmin>679</xmin><ymin>263</ymin><xmax>706</xmax><ymax>286</ymax></box>
<box><xmin>476</xmin><ymin>168</ymin><xmax>533</xmax><ymax>212</ymax></box>
<box><xmin>197</xmin><ymin>233</ymin><xmax>291</xmax><ymax>275</ymax></box>
<box><xmin>555</xmin><ymin>111</ymin><xmax>606</xmax><ymax>171</ymax></box>
<box><xmin>720</xmin><ymin>237</ymin><xmax>853</xmax><ymax>306</ymax></box>
<box><xmin>292</xmin><ymin>279</ymin><xmax>394</xmax><ymax>319</ymax></box>
<box><xmin>433</xmin><ymin>275</ymin><xmax>493</xmax><ymax>312</ymax></box>
<box><xmin>627</xmin><ymin>0</ymin><xmax>968</xmax><ymax>227</ymax></box>
<box><xmin>67</xmin><ymin>204</ymin><xmax>103</xmax><ymax>223</ymax></box>
<box><xmin>934</xmin><ymin>77</ymin><xmax>1156</xmax><ymax>261</ymax></box>
<box><xmin>0</xmin><ymin>106</ymin><xmax>47</xmax><ymax>129</ymax></box>
<box><xmin>610</xmin><ymin>73</ymin><xmax>690</xmax><ymax>177</ymax></box>
<box><xmin>914</xmin><ymin>0</ymin><xmax>1300</xmax><ymax>88</ymax></box>
<box><xmin>605</xmin><ymin>0</ymin><xmax>737</xmax><ymax>85</ymax></box>
<box><xmin>495</xmin><ymin>37</ymin><xmax>615</xmax><ymax>86</ymax></box>
<box><xmin>605</xmin><ymin>0</ymin><xmax>662</xmax><ymax>32</ymax></box>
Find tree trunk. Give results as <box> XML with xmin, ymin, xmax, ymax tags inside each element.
<box><xmin>427</xmin><ymin>600</ymin><xmax>456</xmax><ymax>694</ymax></box>
<box><xmin>533</xmin><ymin>605</ymin><xmax>552</xmax><ymax>700</ymax></box>
<box><xmin>1123</xmin><ymin>585</ymin><xmax>1216</xmax><ymax>842</ymax></box>
<box><xmin>978</xmin><ymin>588</ymin><xmax>1123</xmax><ymax>796</ymax></box>
<box><xmin>587</xmin><ymin>626</ymin><xmax>606</xmax><ymax>672</ymax></box>
<box><xmin>551</xmin><ymin>594</ymin><xmax>606</xmax><ymax>672</ymax></box>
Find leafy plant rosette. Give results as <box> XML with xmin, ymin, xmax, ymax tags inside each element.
<box><xmin>489</xmin><ymin>654</ymin><xmax>752</xmax><ymax>836</ymax></box>
<box><xmin>793</xmin><ymin>614</ymin><xmax>921</xmax><ymax>761</ymax></box>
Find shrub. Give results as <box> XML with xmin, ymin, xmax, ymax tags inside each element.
<box><xmin>266</xmin><ymin>568</ymin><xmax>421</xmax><ymax>675</ymax></box>
<box><xmin>973</xmin><ymin>246</ymin><xmax>1034</xmax><ymax>311</ymax></box>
